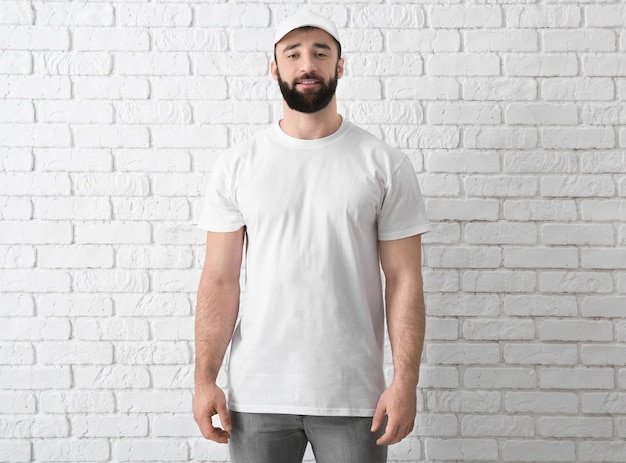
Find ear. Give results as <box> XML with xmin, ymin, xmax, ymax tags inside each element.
<box><xmin>337</xmin><ymin>57</ymin><xmax>345</xmax><ymax>79</ymax></box>
<box><xmin>270</xmin><ymin>61</ymin><xmax>279</xmax><ymax>81</ymax></box>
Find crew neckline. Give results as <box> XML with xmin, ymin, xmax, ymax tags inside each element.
<box><xmin>272</xmin><ymin>116</ymin><xmax>350</xmax><ymax>149</ymax></box>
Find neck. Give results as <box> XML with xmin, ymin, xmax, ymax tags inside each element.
<box><xmin>278</xmin><ymin>99</ymin><xmax>342</xmax><ymax>140</ymax></box>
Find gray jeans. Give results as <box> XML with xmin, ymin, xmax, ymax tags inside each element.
<box><xmin>228</xmin><ymin>412</ymin><xmax>388</xmax><ymax>463</ymax></box>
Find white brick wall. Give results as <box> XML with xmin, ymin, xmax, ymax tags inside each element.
<box><xmin>0</xmin><ymin>1</ymin><xmax>624</xmax><ymax>462</ymax></box>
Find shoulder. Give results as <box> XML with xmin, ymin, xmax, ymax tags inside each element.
<box><xmin>215</xmin><ymin>125</ymin><xmax>274</xmax><ymax>168</ymax></box>
<box><xmin>344</xmin><ymin>121</ymin><xmax>410</xmax><ymax>168</ymax></box>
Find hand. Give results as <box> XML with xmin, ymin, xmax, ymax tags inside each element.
<box><xmin>371</xmin><ymin>382</ymin><xmax>417</xmax><ymax>446</ymax></box>
<box><xmin>193</xmin><ymin>382</ymin><xmax>232</xmax><ymax>443</ymax></box>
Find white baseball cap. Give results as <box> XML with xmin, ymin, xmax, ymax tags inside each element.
<box><xmin>274</xmin><ymin>10</ymin><xmax>340</xmax><ymax>46</ymax></box>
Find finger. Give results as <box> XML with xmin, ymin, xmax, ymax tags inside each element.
<box><xmin>376</xmin><ymin>421</ymin><xmax>399</xmax><ymax>446</ymax></box>
<box><xmin>371</xmin><ymin>404</ymin><xmax>386</xmax><ymax>432</ymax></box>
<box><xmin>217</xmin><ymin>402</ymin><xmax>232</xmax><ymax>433</ymax></box>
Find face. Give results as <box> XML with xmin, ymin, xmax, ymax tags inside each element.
<box><xmin>272</xmin><ymin>28</ymin><xmax>344</xmax><ymax>114</ymax></box>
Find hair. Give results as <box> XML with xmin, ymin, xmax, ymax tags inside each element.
<box><xmin>273</xmin><ymin>26</ymin><xmax>342</xmax><ymax>63</ymax></box>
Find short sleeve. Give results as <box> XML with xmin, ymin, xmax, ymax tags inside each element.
<box><xmin>377</xmin><ymin>156</ymin><xmax>430</xmax><ymax>241</ymax></box>
<box><xmin>197</xmin><ymin>156</ymin><xmax>245</xmax><ymax>232</ymax></box>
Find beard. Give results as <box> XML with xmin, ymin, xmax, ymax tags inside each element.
<box><xmin>276</xmin><ymin>68</ymin><xmax>339</xmax><ymax>114</ymax></box>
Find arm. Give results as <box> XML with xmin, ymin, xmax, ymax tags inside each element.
<box><xmin>371</xmin><ymin>233</ymin><xmax>426</xmax><ymax>445</ymax></box>
<box><xmin>193</xmin><ymin>228</ymin><xmax>245</xmax><ymax>443</ymax></box>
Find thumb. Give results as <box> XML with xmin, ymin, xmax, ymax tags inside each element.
<box><xmin>371</xmin><ymin>400</ymin><xmax>386</xmax><ymax>432</ymax></box>
<box><xmin>217</xmin><ymin>401</ymin><xmax>232</xmax><ymax>433</ymax></box>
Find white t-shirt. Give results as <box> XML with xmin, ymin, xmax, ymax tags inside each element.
<box><xmin>198</xmin><ymin>119</ymin><xmax>430</xmax><ymax>416</ymax></box>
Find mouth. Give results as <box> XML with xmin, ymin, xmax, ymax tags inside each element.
<box><xmin>296</xmin><ymin>80</ymin><xmax>320</xmax><ymax>87</ymax></box>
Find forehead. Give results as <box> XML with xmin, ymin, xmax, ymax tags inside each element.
<box><xmin>276</xmin><ymin>27</ymin><xmax>337</xmax><ymax>52</ymax></box>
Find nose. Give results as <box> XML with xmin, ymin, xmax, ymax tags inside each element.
<box><xmin>300</xmin><ymin>54</ymin><xmax>318</xmax><ymax>74</ymax></box>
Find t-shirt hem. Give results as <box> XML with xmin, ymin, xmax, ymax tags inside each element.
<box><xmin>228</xmin><ymin>403</ymin><xmax>376</xmax><ymax>418</ymax></box>
<box><xmin>197</xmin><ymin>221</ymin><xmax>245</xmax><ymax>233</ymax></box>
<box><xmin>378</xmin><ymin>223</ymin><xmax>432</xmax><ymax>241</ymax></box>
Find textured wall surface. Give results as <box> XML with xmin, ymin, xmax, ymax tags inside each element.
<box><xmin>1</xmin><ymin>1</ymin><xmax>625</xmax><ymax>462</ymax></box>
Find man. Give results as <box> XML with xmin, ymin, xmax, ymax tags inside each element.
<box><xmin>193</xmin><ymin>11</ymin><xmax>430</xmax><ymax>463</ymax></box>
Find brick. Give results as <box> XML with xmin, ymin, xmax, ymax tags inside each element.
<box><xmin>465</xmin><ymin>222</ymin><xmax>537</xmax><ymax>245</ymax></box>
<box><xmin>74</xmin><ymin>76</ymin><xmax>150</xmax><ymax>100</ymax></box>
<box><xmin>505</xmin><ymin>54</ymin><xmax>578</xmax><ymax>76</ymax></box>
<box><xmin>465</xmin><ymin>30</ymin><xmax>538</xmax><ymax>52</ymax></box>
<box><xmin>428</xmin><ymin>103</ymin><xmax>500</xmax><ymax>125</ymax></box>
<box><xmin>0</xmin><ymin>172</ymin><xmax>70</xmax><ymax>195</ymax></box>
<box><xmin>0</xmin><ymin>366</ymin><xmax>71</xmax><ymax>389</ymax></box>
<box><xmin>35</xmin><ymin>439</ymin><xmax>110</xmax><ymax>462</ymax></box>
<box><xmin>420</xmin><ymin>173</ymin><xmax>460</xmax><ymax>196</ymax></box>
<box><xmin>505</xmin><ymin>391</ymin><xmax>578</xmax><ymax>414</ymax></box>
<box><xmin>579</xmin><ymin>441</ymin><xmax>626</xmax><ymax>463</ymax></box>
<box><xmin>430</xmin><ymin>6</ymin><xmax>502</xmax><ymax>28</ymax></box>
<box><xmin>0</xmin><ymin>26</ymin><xmax>69</xmax><ymax>50</ymax></box>
<box><xmin>504</xmin><ymin>247</ymin><xmax>578</xmax><ymax>269</ymax></box>
<box><xmin>502</xmin><ymin>440</ymin><xmax>575</xmax><ymax>462</ymax></box>
<box><xmin>582</xmin><ymin>344</ymin><xmax>626</xmax><ymax>366</ymax></box>
<box><xmin>116</xmin><ymin>52</ymin><xmax>190</xmax><ymax>76</ymax></box>
<box><xmin>231</xmin><ymin>28</ymin><xmax>276</xmax><ymax>52</ymax></box>
<box><xmin>387</xmin><ymin>77</ymin><xmax>459</xmax><ymax>100</ymax></box>
<box><xmin>34</xmin><ymin>197</ymin><xmax>111</xmax><ymax>220</ymax></box>
<box><xmin>462</xmin><ymin>415</ymin><xmax>534</xmax><ymax>437</ymax></box>
<box><xmin>73</xmin><ymin>269</ymin><xmax>150</xmax><ymax>293</ymax></box>
<box><xmin>117</xmin><ymin>4</ymin><xmax>191</xmax><ymax>27</ymax></box>
<box><xmin>340</xmin><ymin>29</ymin><xmax>384</xmax><ymax>53</ymax></box>
<box><xmin>543</xmin><ymin>29</ymin><xmax>615</xmax><ymax>52</ymax></box>
<box><xmin>75</xmin><ymin>318</ymin><xmax>150</xmax><ymax>341</ymax></box>
<box><xmin>35</xmin><ymin>100</ymin><xmax>113</xmax><ymax>123</ymax></box>
<box><xmin>38</xmin><ymin>245</ymin><xmax>114</xmax><ymax>269</ymax></box>
<box><xmin>463</xmin><ymin>318</ymin><xmax>535</xmax><ymax>340</ymax></box>
<box><xmin>114</xmin><ymin>439</ymin><xmax>187</xmax><ymax>462</ymax></box>
<box><xmin>584</xmin><ymin>55</ymin><xmax>626</xmax><ymax>76</ymax></box>
<box><xmin>34</xmin><ymin>51</ymin><xmax>111</xmax><ymax>76</ymax></box>
<box><xmin>348</xmin><ymin>101</ymin><xmax>423</xmax><ymax>125</ymax></box>
<box><xmin>0</xmin><ymin>245</ymin><xmax>35</xmax><ymax>268</ymax></box>
<box><xmin>506</xmin><ymin>5</ymin><xmax>581</xmax><ymax>28</ymax></box>
<box><xmin>75</xmin><ymin>221</ymin><xmax>151</xmax><ymax>244</ymax></box>
<box><xmin>582</xmin><ymin>249</ymin><xmax>626</xmax><ymax>269</ymax></box>
<box><xmin>0</xmin><ymin>100</ymin><xmax>33</xmax><ymax>122</ymax></box>
<box><xmin>36</xmin><ymin>341</ymin><xmax>112</xmax><ymax>365</ymax></box>
<box><xmin>581</xmin><ymin>199</ymin><xmax>626</xmax><ymax>221</ymax></box>
<box><xmin>539</xmin><ymin>319</ymin><xmax>613</xmax><ymax>341</ymax></box>
<box><xmin>151</xmin><ymin>365</ymin><xmax>193</xmax><ymax>389</ymax></box>
<box><xmin>74</xmin><ymin>366</ymin><xmax>151</xmax><ymax>389</ymax></box>
<box><xmin>116</xmin><ymin>341</ymin><xmax>190</xmax><ymax>365</ymax></box>
<box><xmin>152</xmin><ymin>76</ymin><xmax>226</xmax><ymax>100</ymax></box>
<box><xmin>196</xmin><ymin>101</ymin><xmax>271</xmax><ymax>124</ymax></box>
<box><xmin>73</xmin><ymin>173</ymin><xmax>150</xmax><ymax>196</ymax></box>
<box><xmin>228</xmin><ymin>77</ymin><xmax>278</xmax><ymax>100</ymax></box>
<box><xmin>0</xmin><ymin>270</ymin><xmax>71</xmax><ymax>292</ymax></box>
<box><xmin>195</xmin><ymin>52</ymin><xmax>268</xmax><ymax>77</ymax></box>
<box><xmin>0</xmin><ymin>123</ymin><xmax>71</xmax><ymax>147</ymax></box>
<box><xmin>427</xmin><ymin>343</ymin><xmax>500</xmax><ymax>364</ymax></box>
<box><xmin>423</xmin><ymin>269</ymin><xmax>459</xmax><ymax>293</ymax></box>
<box><xmin>34</xmin><ymin>2</ymin><xmax>113</xmax><ymax>26</ymax></box>
<box><xmin>117</xmin><ymin>390</ymin><xmax>192</xmax><ymax>413</ymax></box>
<box><xmin>114</xmin><ymin>294</ymin><xmax>190</xmax><ymax>317</ymax></box>
<box><xmin>428</xmin><ymin>246</ymin><xmax>501</xmax><ymax>269</ymax></box>
<box><xmin>349</xmin><ymin>53</ymin><xmax>422</xmax><ymax>76</ymax></box>
<box><xmin>465</xmin><ymin>175</ymin><xmax>537</xmax><ymax>196</ymax></box>
<box><xmin>37</xmin><ymin>294</ymin><xmax>113</xmax><ymax>317</ymax></box>
<box><xmin>580</xmin><ymin>151</ymin><xmax>626</xmax><ymax>173</ymax></box>
<box><xmin>427</xmin><ymin>54</ymin><xmax>500</xmax><ymax>76</ymax></box>
<box><xmin>425</xmin><ymin>438</ymin><xmax>498</xmax><ymax>461</ymax></box>
<box><xmin>72</xmin><ymin>415</ymin><xmax>149</xmax><ymax>438</ymax></box>
<box><xmin>464</xmin><ymin>127</ymin><xmax>538</xmax><ymax>149</ymax></box>
<box><xmin>542</xmin><ymin>223</ymin><xmax>615</xmax><ymax>245</ymax></box>
<box><xmin>0</xmin><ymin>440</ymin><xmax>30</xmax><ymax>462</ymax></box>
<box><xmin>382</xmin><ymin>126</ymin><xmax>459</xmax><ymax>149</ymax></box>
<box><xmin>151</xmin><ymin>317</ymin><xmax>193</xmax><ymax>340</ymax></box>
<box><xmin>540</xmin><ymin>367</ymin><xmax>614</xmax><ymax>390</ymax></box>
<box><xmin>504</xmin><ymin>343</ymin><xmax>577</xmax><ymax>365</ymax></box>
<box><xmin>0</xmin><ymin>415</ymin><xmax>69</xmax><ymax>438</ymax></box>
<box><xmin>73</xmin><ymin>27</ymin><xmax>150</xmax><ymax>51</ymax></box>
<box><xmin>427</xmin><ymin>294</ymin><xmax>501</xmax><ymax>317</ymax></box>
<box><xmin>153</xmin><ymin>29</ymin><xmax>228</xmax><ymax>51</ymax></box>
<box><xmin>152</xmin><ymin>126</ymin><xmax>228</xmax><ymax>149</ymax></box>
<box><xmin>424</xmin><ymin>318</ymin><xmax>458</xmax><ymax>341</ymax></box>
<box><xmin>113</xmin><ymin>198</ymin><xmax>190</xmax><ymax>221</ymax></box>
<box><xmin>426</xmin><ymin>390</ymin><xmax>501</xmax><ymax>413</ymax></box>
<box><xmin>39</xmin><ymin>390</ymin><xmax>115</xmax><ymax>413</ymax></box>
<box><xmin>117</xmin><ymin>246</ymin><xmax>193</xmax><ymax>269</ymax></box>
<box><xmin>504</xmin><ymin>295</ymin><xmax>577</xmax><ymax>317</ymax></box>
<box><xmin>0</xmin><ymin>294</ymin><xmax>34</xmax><ymax>317</ymax></box>
<box><xmin>583</xmin><ymin>103</ymin><xmax>626</xmax><ymax>124</ymax></box>
<box><xmin>582</xmin><ymin>296</ymin><xmax>626</xmax><ymax>317</ymax></box>
<box><xmin>463</xmin><ymin>77</ymin><xmax>537</xmax><ymax>100</ymax></box>
<box><xmin>0</xmin><ymin>2</ymin><xmax>34</xmax><ymax>25</ymax></box>
<box><xmin>503</xmin><ymin>199</ymin><xmax>577</xmax><ymax>221</ymax></box>
<box><xmin>426</xmin><ymin>199</ymin><xmax>499</xmax><ymax>221</ymax></box>
<box><xmin>542</xmin><ymin>175</ymin><xmax>615</xmax><ymax>197</ymax></box>
<box><xmin>506</xmin><ymin>103</ymin><xmax>578</xmax><ymax>125</ymax></box>
<box><xmin>426</xmin><ymin>151</ymin><xmax>499</xmax><ymax>173</ymax></box>
<box><xmin>388</xmin><ymin>30</ymin><xmax>459</xmax><ymax>52</ymax></box>
<box><xmin>0</xmin><ymin>148</ymin><xmax>33</xmax><ymax>172</ymax></box>
<box><xmin>585</xmin><ymin>5</ymin><xmax>626</xmax><ymax>27</ymax></box>
<box><xmin>115</xmin><ymin>149</ymin><xmax>190</xmax><ymax>172</ymax></box>
<box><xmin>540</xmin><ymin>271</ymin><xmax>613</xmax><ymax>293</ymax></box>
<box><xmin>0</xmin><ymin>317</ymin><xmax>70</xmax><ymax>340</ymax></box>
<box><xmin>0</xmin><ymin>221</ymin><xmax>72</xmax><ymax>244</ymax></box>
<box><xmin>542</xmin><ymin>77</ymin><xmax>614</xmax><ymax>101</ymax></box>
<box><xmin>152</xmin><ymin>173</ymin><xmax>205</xmax><ymax>197</ymax></box>
<box><xmin>36</xmin><ymin>148</ymin><xmax>112</xmax><ymax>172</ymax></box>
<box><xmin>0</xmin><ymin>342</ymin><xmax>34</xmax><ymax>365</ymax></box>
<box><xmin>196</xmin><ymin>4</ymin><xmax>270</xmax><ymax>27</ymax></box>
<box><xmin>73</xmin><ymin>125</ymin><xmax>149</xmax><ymax>148</ymax></box>
<box><xmin>583</xmin><ymin>393</ymin><xmax>626</xmax><ymax>414</ymax></box>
